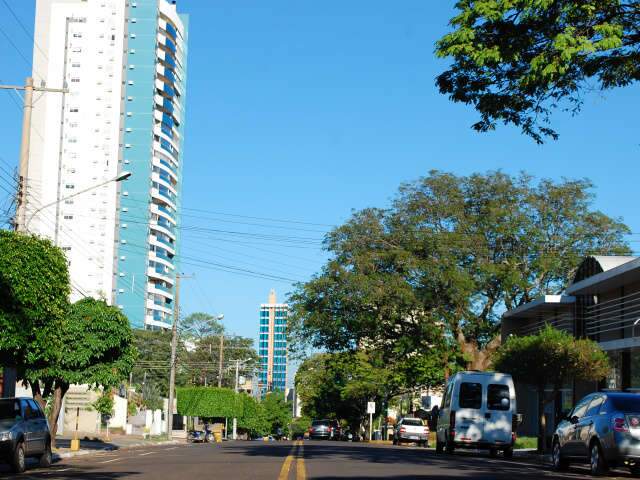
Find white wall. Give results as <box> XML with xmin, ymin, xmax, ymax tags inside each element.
<box><xmin>30</xmin><ymin>0</ymin><xmax>127</xmax><ymax>302</ymax></box>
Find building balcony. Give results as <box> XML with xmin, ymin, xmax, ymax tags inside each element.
<box><xmin>147</xmin><ymin>267</ymin><xmax>175</xmax><ymax>286</ymax></box>
<box><xmin>152</xmin><ymin>155</ymin><xmax>178</xmax><ymax>180</ymax></box>
<box><xmin>149</xmin><ymin>233</ymin><xmax>176</xmax><ymax>255</ymax></box>
<box><xmin>150</xmin><ymin>220</ymin><xmax>176</xmax><ymax>241</ymax></box>
<box><xmin>148</xmin><ymin>282</ymin><xmax>174</xmax><ymax>301</ymax></box>
<box><xmin>149</xmin><ymin>250</ymin><xmax>174</xmax><ymax>271</ymax></box>
<box><xmin>150</xmin><ymin>202</ymin><xmax>177</xmax><ymax>225</ymax></box>
<box><xmin>144</xmin><ymin>315</ymin><xmax>172</xmax><ymax>330</ymax></box>
<box><xmin>151</xmin><ymin>187</ymin><xmax>177</xmax><ymax>211</ymax></box>
<box><xmin>153</xmin><ymin>140</ymin><xmax>179</xmax><ymax>164</ymax></box>
<box><xmin>151</xmin><ymin>171</ymin><xmax>177</xmax><ymax>196</ymax></box>
<box><xmin>146</xmin><ymin>298</ymin><xmax>173</xmax><ymax>315</ymax></box>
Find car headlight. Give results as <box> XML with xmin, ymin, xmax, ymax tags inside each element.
<box><xmin>0</xmin><ymin>431</ymin><xmax>12</xmax><ymax>442</ymax></box>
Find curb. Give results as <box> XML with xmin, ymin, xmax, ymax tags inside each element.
<box><xmin>53</xmin><ymin>439</ymin><xmax>182</xmax><ymax>460</ymax></box>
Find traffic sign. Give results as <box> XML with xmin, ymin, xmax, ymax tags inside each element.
<box><xmin>367</xmin><ymin>401</ymin><xmax>376</xmax><ymax>414</ymax></box>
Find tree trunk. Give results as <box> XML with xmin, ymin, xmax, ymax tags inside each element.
<box><xmin>456</xmin><ymin>331</ymin><xmax>501</xmax><ymax>371</ymax></box>
<box><xmin>537</xmin><ymin>386</ymin><xmax>546</xmax><ymax>453</ymax></box>
<box><xmin>31</xmin><ymin>382</ymin><xmax>45</xmax><ymax>411</ymax></box>
<box><xmin>47</xmin><ymin>382</ymin><xmax>69</xmax><ymax>449</ymax></box>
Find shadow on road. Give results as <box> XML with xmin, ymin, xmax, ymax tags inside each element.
<box><xmin>222</xmin><ymin>441</ymin><xmax>635</xmax><ymax>479</ymax></box>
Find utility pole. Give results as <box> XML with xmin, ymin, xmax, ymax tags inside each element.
<box><xmin>166</xmin><ymin>273</ymin><xmax>192</xmax><ymax>438</ymax></box>
<box><xmin>0</xmin><ymin>77</ymin><xmax>67</xmax><ymax>231</ymax></box>
<box><xmin>233</xmin><ymin>360</ymin><xmax>240</xmax><ymax>440</ymax></box>
<box><xmin>218</xmin><ymin>332</ymin><xmax>224</xmax><ymax>388</ymax></box>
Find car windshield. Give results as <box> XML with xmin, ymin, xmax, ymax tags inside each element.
<box><xmin>0</xmin><ymin>399</ymin><xmax>20</xmax><ymax>420</ymax></box>
<box><xmin>610</xmin><ymin>396</ymin><xmax>640</xmax><ymax>413</ymax></box>
<box><xmin>312</xmin><ymin>420</ymin><xmax>329</xmax><ymax>426</ymax></box>
<box><xmin>402</xmin><ymin>419</ymin><xmax>423</xmax><ymax>426</ymax></box>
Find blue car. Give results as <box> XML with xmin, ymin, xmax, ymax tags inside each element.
<box><xmin>553</xmin><ymin>392</ymin><xmax>640</xmax><ymax>476</ymax></box>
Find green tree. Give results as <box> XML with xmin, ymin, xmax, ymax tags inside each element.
<box><xmin>436</xmin><ymin>0</ymin><xmax>640</xmax><ymax>143</ymax></box>
<box><xmin>262</xmin><ymin>391</ymin><xmax>292</xmax><ymax>436</ymax></box>
<box><xmin>289</xmin><ymin>171</ymin><xmax>628</xmax><ymax>372</ymax></box>
<box><xmin>181</xmin><ymin>312</ymin><xmax>224</xmax><ymax>340</ymax></box>
<box><xmin>295</xmin><ymin>352</ymin><xmax>396</xmax><ymax>430</ymax></box>
<box><xmin>0</xmin><ymin>231</ymin><xmax>70</xmax><ymax>380</ymax></box>
<box><xmin>92</xmin><ymin>393</ymin><xmax>115</xmax><ymax>418</ymax></box>
<box><xmin>493</xmin><ymin>325</ymin><xmax>610</xmax><ymax>452</ymax></box>
<box><xmin>238</xmin><ymin>394</ymin><xmax>268</xmax><ymax>437</ymax></box>
<box><xmin>27</xmin><ymin>298</ymin><xmax>137</xmax><ymax>446</ymax></box>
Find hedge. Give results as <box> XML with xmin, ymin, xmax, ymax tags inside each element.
<box><xmin>176</xmin><ymin>387</ymin><xmax>242</xmax><ymax>418</ymax></box>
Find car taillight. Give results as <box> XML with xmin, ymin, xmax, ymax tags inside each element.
<box><xmin>613</xmin><ymin>416</ymin><xmax>629</xmax><ymax>432</ymax></box>
<box><xmin>400</xmin><ymin>427</ymin><xmax>406</xmax><ymax>433</ymax></box>
<box><xmin>450</xmin><ymin>411</ymin><xmax>456</xmax><ymax>439</ymax></box>
<box><xmin>329</xmin><ymin>427</ymin><xmax>333</xmax><ymax>432</ymax></box>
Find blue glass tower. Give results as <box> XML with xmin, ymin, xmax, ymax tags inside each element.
<box><xmin>115</xmin><ymin>0</ymin><xmax>188</xmax><ymax>329</ymax></box>
<box><xmin>258</xmin><ymin>290</ymin><xmax>288</xmax><ymax>394</ymax></box>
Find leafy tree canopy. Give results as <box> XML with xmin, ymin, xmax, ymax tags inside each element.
<box><xmin>0</xmin><ymin>231</ymin><xmax>70</xmax><ymax>374</ymax></box>
<box><xmin>262</xmin><ymin>391</ymin><xmax>292</xmax><ymax>434</ymax></box>
<box><xmin>436</xmin><ymin>0</ymin><xmax>640</xmax><ymax>142</ymax></box>
<box><xmin>181</xmin><ymin>312</ymin><xmax>224</xmax><ymax>340</ymax></box>
<box><xmin>493</xmin><ymin>325</ymin><xmax>609</xmax><ymax>451</ymax></box>
<box><xmin>289</xmin><ymin>171</ymin><xmax>629</xmax><ymax>371</ymax></box>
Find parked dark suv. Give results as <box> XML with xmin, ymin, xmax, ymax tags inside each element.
<box><xmin>0</xmin><ymin>397</ymin><xmax>52</xmax><ymax>473</ymax></box>
<box><xmin>552</xmin><ymin>392</ymin><xmax>640</xmax><ymax>476</ymax></box>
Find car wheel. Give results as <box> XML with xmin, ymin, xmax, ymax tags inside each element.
<box><xmin>12</xmin><ymin>441</ymin><xmax>26</xmax><ymax>473</ymax></box>
<box><xmin>40</xmin><ymin>440</ymin><xmax>52</xmax><ymax>468</ymax></box>
<box><xmin>489</xmin><ymin>448</ymin><xmax>497</xmax><ymax>458</ymax></box>
<box><xmin>552</xmin><ymin>439</ymin><xmax>569</xmax><ymax>471</ymax></box>
<box><xmin>503</xmin><ymin>447</ymin><xmax>513</xmax><ymax>459</ymax></box>
<box><xmin>590</xmin><ymin>441</ymin><xmax>607</xmax><ymax>476</ymax></box>
<box><xmin>445</xmin><ymin>434</ymin><xmax>455</xmax><ymax>454</ymax></box>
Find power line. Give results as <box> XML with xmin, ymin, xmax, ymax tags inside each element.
<box><xmin>0</xmin><ymin>0</ymin><xmax>49</xmax><ymax>64</ymax></box>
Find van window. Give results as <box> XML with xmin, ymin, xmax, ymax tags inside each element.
<box><xmin>443</xmin><ymin>380</ymin><xmax>454</xmax><ymax>408</ymax></box>
<box><xmin>488</xmin><ymin>384</ymin><xmax>510</xmax><ymax>411</ymax></box>
<box><xmin>459</xmin><ymin>382</ymin><xmax>482</xmax><ymax>409</ymax></box>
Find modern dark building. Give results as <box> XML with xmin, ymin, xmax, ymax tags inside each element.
<box><xmin>502</xmin><ymin>255</ymin><xmax>640</xmax><ymax>436</ymax></box>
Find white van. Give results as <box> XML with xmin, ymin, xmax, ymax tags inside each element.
<box><xmin>435</xmin><ymin>371</ymin><xmax>517</xmax><ymax>457</ymax></box>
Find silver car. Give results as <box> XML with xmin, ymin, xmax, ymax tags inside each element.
<box><xmin>552</xmin><ymin>392</ymin><xmax>640</xmax><ymax>476</ymax></box>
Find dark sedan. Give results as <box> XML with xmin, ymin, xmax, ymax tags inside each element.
<box><xmin>552</xmin><ymin>392</ymin><xmax>640</xmax><ymax>476</ymax></box>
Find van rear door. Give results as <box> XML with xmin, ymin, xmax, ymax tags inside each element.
<box><xmin>455</xmin><ymin>381</ymin><xmax>484</xmax><ymax>444</ymax></box>
<box><xmin>483</xmin><ymin>383</ymin><xmax>512</xmax><ymax>445</ymax></box>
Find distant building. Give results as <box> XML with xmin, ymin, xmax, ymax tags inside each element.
<box><xmin>258</xmin><ymin>290</ymin><xmax>288</xmax><ymax>395</ymax></box>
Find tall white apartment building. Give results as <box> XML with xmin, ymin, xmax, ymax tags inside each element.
<box><xmin>26</xmin><ymin>0</ymin><xmax>188</xmax><ymax>329</ymax></box>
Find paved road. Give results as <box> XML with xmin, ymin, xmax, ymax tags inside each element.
<box><xmin>1</xmin><ymin>440</ymin><xmax>638</xmax><ymax>479</ymax></box>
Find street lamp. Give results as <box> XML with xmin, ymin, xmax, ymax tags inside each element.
<box><xmin>25</xmin><ymin>171</ymin><xmax>132</xmax><ymax>231</ymax></box>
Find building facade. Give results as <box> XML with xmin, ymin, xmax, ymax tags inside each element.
<box><xmin>502</xmin><ymin>256</ymin><xmax>640</xmax><ymax>436</ymax></box>
<box><xmin>258</xmin><ymin>290</ymin><xmax>288</xmax><ymax>394</ymax></box>
<box><xmin>26</xmin><ymin>0</ymin><xmax>188</xmax><ymax>330</ymax></box>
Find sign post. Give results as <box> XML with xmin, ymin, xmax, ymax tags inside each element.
<box><xmin>367</xmin><ymin>401</ymin><xmax>376</xmax><ymax>442</ymax></box>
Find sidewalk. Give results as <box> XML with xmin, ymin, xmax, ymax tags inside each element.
<box><xmin>53</xmin><ymin>433</ymin><xmax>183</xmax><ymax>460</ymax></box>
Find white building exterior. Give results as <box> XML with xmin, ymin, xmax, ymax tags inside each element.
<box><xmin>25</xmin><ymin>0</ymin><xmax>189</xmax><ymax>329</ymax></box>
<box><xmin>28</xmin><ymin>0</ymin><xmax>128</xmax><ymax>300</ymax></box>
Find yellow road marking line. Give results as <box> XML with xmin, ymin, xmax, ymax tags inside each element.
<box><xmin>278</xmin><ymin>442</ymin><xmax>299</xmax><ymax>480</ymax></box>
<box><xmin>296</xmin><ymin>442</ymin><xmax>306</xmax><ymax>480</ymax></box>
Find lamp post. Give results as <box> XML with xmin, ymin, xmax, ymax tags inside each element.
<box><xmin>232</xmin><ymin>358</ymin><xmax>252</xmax><ymax>440</ymax></box>
<box><xmin>25</xmin><ymin>171</ymin><xmax>132</xmax><ymax>232</ymax></box>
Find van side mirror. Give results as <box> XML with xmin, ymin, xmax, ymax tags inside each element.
<box><xmin>570</xmin><ymin>415</ymin><xmax>579</xmax><ymax>425</ymax></box>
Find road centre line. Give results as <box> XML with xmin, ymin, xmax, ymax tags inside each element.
<box><xmin>296</xmin><ymin>442</ymin><xmax>306</xmax><ymax>480</ymax></box>
<box><xmin>138</xmin><ymin>451</ymin><xmax>156</xmax><ymax>456</ymax></box>
<box><xmin>278</xmin><ymin>440</ymin><xmax>304</xmax><ymax>480</ymax></box>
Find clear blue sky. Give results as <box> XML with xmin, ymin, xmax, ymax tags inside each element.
<box><xmin>1</xmin><ymin>1</ymin><xmax>638</xmax><ymax>362</ymax></box>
